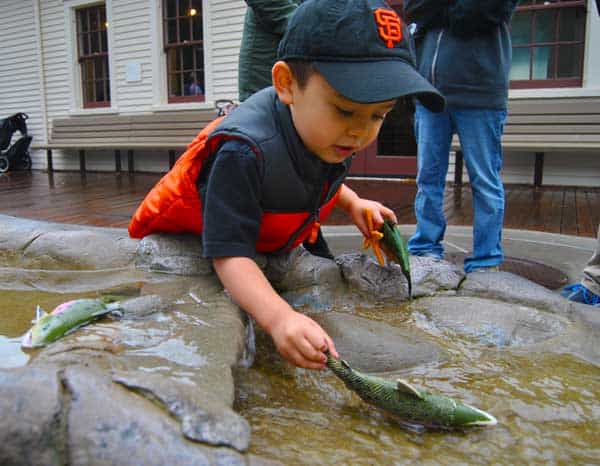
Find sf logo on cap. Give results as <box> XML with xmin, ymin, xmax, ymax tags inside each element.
<box><xmin>374</xmin><ymin>8</ymin><xmax>403</xmax><ymax>48</ymax></box>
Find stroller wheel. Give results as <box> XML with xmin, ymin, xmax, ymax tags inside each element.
<box><xmin>0</xmin><ymin>155</ymin><xmax>9</xmax><ymax>173</ymax></box>
<box><xmin>21</xmin><ymin>153</ymin><xmax>32</xmax><ymax>170</ymax></box>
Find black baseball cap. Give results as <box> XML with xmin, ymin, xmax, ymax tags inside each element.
<box><xmin>277</xmin><ymin>0</ymin><xmax>445</xmax><ymax>112</ymax></box>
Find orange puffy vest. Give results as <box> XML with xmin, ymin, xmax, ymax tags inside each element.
<box><xmin>128</xmin><ymin>117</ymin><xmax>341</xmax><ymax>253</ymax></box>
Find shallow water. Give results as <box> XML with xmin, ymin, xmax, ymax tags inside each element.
<box><xmin>235</xmin><ymin>305</ymin><xmax>600</xmax><ymax>465</ymax></box>
<box><xmin>2</xmin><ymin>281</ymin><xmax>599</xmax><ymax>464</ymax></box>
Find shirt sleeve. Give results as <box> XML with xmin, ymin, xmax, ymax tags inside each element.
<box><xmin>201</xmin><ymin>140</ymin><xmax>263</xmax><ymax>259</ymax></box>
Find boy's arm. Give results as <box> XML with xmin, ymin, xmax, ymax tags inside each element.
<box><xmin>213</xmin><ymin>256</ymin><xmax>337</xmax><ymax>369</ymax></box>
<box><xmin>336</xmin><ymin>184</ymin><xmax>397</xmax><ymax>237</ymax></box>
<box><xmin>245</xmin><ymin>0</ymin><xmax>298</xmax><ymax>35</ymax></box>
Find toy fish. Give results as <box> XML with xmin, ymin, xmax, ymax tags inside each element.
<box><xmin>21</xmin><ymin>298</ymin><xmax>122</xmax><ymax>348</ymax></box>
<box><xmin>380</xmin><ymin>219</ymin><xmax>412</xmax><ymax>297</ymax></box>
<box><xmin>326</xmin><ymin>353</ymin><xmax>497</xmax><ymax>431</ymax></box>
<box><xmin>363</xmin><ymin>209</ymin><xmax>412</xmax><ymax>297</ymax></box>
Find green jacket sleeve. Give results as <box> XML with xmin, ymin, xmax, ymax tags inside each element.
<box><xmin>245</xmin><ymin>0</ymin><xmax>298</xmax><ymax>35</ymax></box>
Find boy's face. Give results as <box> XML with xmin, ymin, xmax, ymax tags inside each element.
<box><xmin>281</xmin><ymin>69</ymin><xmax>396</xmax><ymax>164</ymax></box>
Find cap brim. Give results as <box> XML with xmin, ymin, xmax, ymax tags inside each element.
<box><xmin>314</xmin><ymin>60</ymin><xmax>445</xmax><ymax>112</ymax></box>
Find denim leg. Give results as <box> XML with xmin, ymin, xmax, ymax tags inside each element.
<box><xmin>453</xmin><ymin>108</ymin><xmax>506</xmax><ymax>272</ymax></box>
<box><xmin>408</xmin><ymin>104</ymin><xmax>453</xmax><ymax>258</ymax></box>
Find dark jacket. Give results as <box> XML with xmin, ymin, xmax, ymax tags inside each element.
<box><xmin>405</xmin><ymin>0</ymin><xmax>519</xmax><ymax>109</ymax></box>
<box><xmin>238</xmin><ymin>0</ymin><xmax>299</xmax><ymax>102</ymax></box>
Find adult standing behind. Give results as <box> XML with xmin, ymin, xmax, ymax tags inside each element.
<box><xmin>405</xmin><ymin>0</ymin><xmax>519</xmax><ymax>273</ymax></box>
<box><xmin>238</xmin><ymin>0</ymin><xmax>300</xmax><ymax>102</ymax></box>
<box><xmin>238</xmin><ymin>0</ymin><xmax>333</xmax><ymax>259</ymax></box>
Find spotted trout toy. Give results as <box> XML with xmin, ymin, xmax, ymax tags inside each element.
<box><xmin>21</xmin><ymin>298</ymin><xmax>123</xmax><ymax>348</ymax></box>
<box><xmin>326</xmin><ymin>353</ymin><xmax>497</xmax><ymax>431</ymax></box>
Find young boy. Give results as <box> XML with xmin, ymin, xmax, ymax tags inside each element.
<box><xmin>129</xmin><ymin>0</ymin><xmax>444</xmax><ymax>370</ymax></box>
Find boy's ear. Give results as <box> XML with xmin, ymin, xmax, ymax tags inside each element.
<box><xmin>272</xmin><ymin>61</ymin><xmax>294</xmax><ymax>105</ymax></box>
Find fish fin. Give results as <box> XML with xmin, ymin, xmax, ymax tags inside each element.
<box><xmin>341</xmin><ymin>359</ymin><xmax>352</xmax><ymax>370</ymax></box>
<box><xmin>33</xmin><ymin>305</ymin><xmax>47</xmax><ymax>323</ymax></box>
<box><xmin>396</xmin><ymin>379</ymin><xmax>424</xmax><ymax>399</ymax></box>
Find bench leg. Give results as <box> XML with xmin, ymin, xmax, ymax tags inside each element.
<box><xmin>128</xmin><ymin>150</ymin><xmax>134</xmax><ymax>174</ymax></box>
<box><xmin>454</xmin><ymin>150</ymin><xmax>464</xmax><ymax>186</ymax></box>
<box><xmin>169</xmin><ymin>150</ymin><xmax>176</xmax><ymax>169</ymax></box>
<box><xmin>79</xmin><ymin>149</ymin><xmax>86</xmax><ymax>174</ymax></box>
<box><xmin>46</xmin><ymin>149</ymin><xmax>53</xmax><ymax>173</ymax></box>
<box><xmin>115</xmin><ymin>150</ymin><xmax>121</xmax><ymax>173</ymax></box>
<box><xmin>534</xmin><ymin>152</ymin><xmax>544</xmax><ymax>187</ymax></box>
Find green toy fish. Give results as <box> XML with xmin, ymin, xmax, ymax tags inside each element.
<box><xmin>21</xmin><ymin>298</ymin><xmax>122</xmax><ymax>348</ymax></box>
<box><xmin>326</xmin><ymin>353</ymin><xmax>497</xmax><ymax>431</ymax></box>
<box><xmin>363</xmin><ymin>210</ymin><xmax>412</xmax><ymax>298</ymax></box>
<box><xmin>380</xmin><ymin>219</ymin><xmax>412</xmax><ymax>298</ymax></box>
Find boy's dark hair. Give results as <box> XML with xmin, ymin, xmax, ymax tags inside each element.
<box><xmin>285</xmin><ymin>60</ymin><xmax>317</xmax><ymax>89</ymax></box>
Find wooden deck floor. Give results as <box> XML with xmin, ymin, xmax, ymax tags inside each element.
<box><xmin>1</xmin><ymin>170</ymin><xmax>598</xmax><ymax>237</ymax></box>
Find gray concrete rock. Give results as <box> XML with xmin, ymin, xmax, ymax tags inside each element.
<box><xmin>410</xmin><ymin>255</ymin><xmax>465</xmax><ymax>297</ymax></box>
<box><xmin>314</xmin><ymin>312</ymin><xmax>448</xmax><ymax>373</ymax></box>
<box><xmin>0</xmin><ymin>214</ymin><xmax>138</xmax><ymax>270</ymax></box>
<box><xmin>335</xmin><ymin>253</ymin><xmax>410</xmax><ymax>300</ymax></box>
<box><xmin>112</xmin><ymin>370</ymin><xmax>251</xmax><ymax>451</ymax></box>
<box><xmin>0</xmin><ymin>366</ymin><xmax>64</xmax><ymax>466</ymax></box>
<box><xmin>135</xmin><ymin>233</ymin><xmax>213</xmax><ymax>275</ymax></box>
<box><xmin>459</xmin><ymin>270</ymin><xmax>569</xmax><ymax>315</ymax></box>
<box><xmin>64</xmin><ymin>366</ymin><xmax>245</xmax><ymax>465</ymax></box>
<box><xmin>411</xmin><ymin>296</ymin><xmax>570</xmax><ymax>347</ymax></box>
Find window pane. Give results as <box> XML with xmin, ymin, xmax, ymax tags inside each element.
<box><xmin>166</xmin><ymin>0</ymin><xmax>177</xmax><ymax>18</ymax></box>
<box><xmin>91</xmin><ymin>30</ymin><xmax>99</xmax><ymax>53</ymax></box>
<box><xmin>558</xmin><ymin>8</ymin><xmax>584</xmax><ymax>42</ymax></box>
<box><xmin>557</xmin><ymin>44</ymin><xmax>581</xmax><ymax>78</ymax></box>
<box><xmin>534</xmin><ymin>10</ymin><xmax>556</xmax><ymax>44</ymax></box>
<box><xmin>90</xmin><ymin>8</ymin><xmax>99</xmax><ymax>31</ymax></box>
<box><xmin>510</xmin><ymin>48</ymin><xmax>531</xmax><ymax>80</ymax></box>
<box><xmin>167</xmin><ymin>20</ymin><xmax>178</xmax><ymax>44</ymax></box>
<box><xmin>179</xmin><ymin>0</ymin><xmax>190</xmax><ymax>17</ymax></box>
<box><xmin>180</xmin><ymin>17</ymin><xmax>191</xmax><ymax>42</ymax></box>
<box><xmin>182</xmin><ymin>47</ymin><xmax>194</xmax><ymax>71</ymax></box>
<box><xmin>511</xmin><ymin>11</ymin><xmax>531</xmax><ymax>46</ymax></box>
<box><xmin>169</xmin><ymin>73</ymin><xmax>182</xmax><ymax>96</ymax></box>
<box><xmin>532</xmin><ymin>46</ymin><xmax>554</xmax><ymax>79</ymax></box>
<box><xmin>192</xmin><ymin>0</ymin><xmax>202</xmax><ymax>40</ymax></box>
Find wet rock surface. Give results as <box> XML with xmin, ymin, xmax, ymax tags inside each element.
<box><xmin>1</xmin><ymin>215</ymin><xmax>599</xmax><ymax>465</ymax></box>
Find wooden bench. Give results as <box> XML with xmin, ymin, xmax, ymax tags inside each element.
<box><xmin>452</xmin><ymin>96</ymin><xmax>600</xmax><ymax>187</ymax></box>
<box><xmin>32</xmin><ymin>110</ymin><xmax>216</xmax><ymax>173</ymax></box>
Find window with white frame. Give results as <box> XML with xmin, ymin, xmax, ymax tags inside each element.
<box><xmin>163</xmin><ymin>0</ymin><xmax>205</xmax><ymax>103</ymax></box>
<box><xmin>76</xmin><ymin>3</ymin><xmax>111</xmax><ymax>107</ymax></box>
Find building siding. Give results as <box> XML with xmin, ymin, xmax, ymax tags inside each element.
<box><xmin>0</xmin><ymin>0</ymin><xmax>44</xmax><ymax>168</ymax></box>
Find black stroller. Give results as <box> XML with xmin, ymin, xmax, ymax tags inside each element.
<box><xmin>0</xmin><ymin>112</ymin><xmax>32</xmax><ymax>173</ymax></box>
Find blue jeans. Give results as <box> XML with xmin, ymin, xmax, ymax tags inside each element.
<box><xmin>408</xmin><ymin>104</ymin><xmax>506</xmax><ymax>272</ymax></box>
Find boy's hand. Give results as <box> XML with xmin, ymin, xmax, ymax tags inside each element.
<box><xmin>337</xmin><ymin>185</ymin><xmax>397</xmax><ymax>237</ymax></box>
<box><xmin>348</xmin><ymin>198</ymin><xmax>397</xmax><ymax>238</ymax></box>
<box><xmin>267</xmin><ymin>308</ymin><xmax>338</xmax><ymax>370</ymax></box>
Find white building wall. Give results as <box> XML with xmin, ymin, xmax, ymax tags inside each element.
<box><xmin>0</xmin><ymin>0</ymin><xmax>44</xmax><ymax>168</ymax></box>
<box><xmin>27</xmin><ymin>0</ymin><xmax>245</xmax><ymax>172</ymax></box>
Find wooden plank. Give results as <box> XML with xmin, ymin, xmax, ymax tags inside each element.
<box><xmin>561</xmin><ymin>188</ymin><xmax>578</xmax><ymax>235</ymax></box>
<box><xmin>576</xmin><ymin>189</ymin><xmax>596</xmax><ymax>237</ymax></box>
<box><xmin>509</xmin><ymin>98</ymin><xmax>600</xmax><ymax>115</ymax></box>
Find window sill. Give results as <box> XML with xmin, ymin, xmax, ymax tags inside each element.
<box><xmin>151</xmin><ymin>102</ymin><xmax>215</xmax><ymax>112</ymax></box>
<box><xmin>69</xmin><ymin>107</ymin><xmax>119</xmax><ymax>116</ymax></box>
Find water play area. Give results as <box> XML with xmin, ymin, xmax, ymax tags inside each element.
<box><xmin>1</xmin><ymin>215</ymin><xmax>598</xmax><ymax>465</ymax></box>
